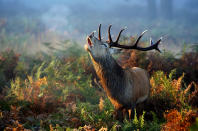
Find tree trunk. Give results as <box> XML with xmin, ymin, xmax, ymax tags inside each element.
<box><xmin>147</xmin><ymin>0</ymin><xmax>157</xmax><ymax>19</ymax></box>
<box><xmin>160</xmin><ymin>0</ymin><xmax>173</xmax><ymax>19</ymax></box>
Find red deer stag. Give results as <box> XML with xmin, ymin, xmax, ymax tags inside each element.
<box><xmin>84</xmin><ymin>24</ymin><xmax>161</xmax><ymax>120</ymax></box>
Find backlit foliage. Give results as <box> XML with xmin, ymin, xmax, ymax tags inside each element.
<box><xmin>163</xmin><ymin>109</ymin><xmax>198</xmax><ymax>131</ymax></box>
<box><xmin>0</xmin><ymin>41</ymin><xmax>198</xmax><ymax>130</ymax></box>
<box><xmin>10</xmin><ymin>76</ymin><xmax>60</xmax><ymax>113</ymax></box>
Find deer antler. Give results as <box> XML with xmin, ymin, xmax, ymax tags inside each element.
<box><xmin>106</xmin><ymin>25</ymin><xmax>161</xmax><ymax>52</ymax></box>
<box><xmin>98</xmin><ymin>24</ymin><xmax>102</xmax><ymax>41</ymax></box>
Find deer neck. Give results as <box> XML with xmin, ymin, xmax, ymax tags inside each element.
<box><xmin>91</xmin><ymin>55</ymin><xmax>125</xmax><ymax>97</ymax></box>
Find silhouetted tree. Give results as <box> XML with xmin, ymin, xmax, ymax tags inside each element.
<box><xmin>160</xmin><ymin>0</ymin><xmax>173</xmax><ymax>19</ymax></box>
<box><xmin>147</xmin><ymin>0</ymin><xmax>157</xmax><ymax>19</ymax></box>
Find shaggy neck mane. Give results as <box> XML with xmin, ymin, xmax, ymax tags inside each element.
<box><xmin>92</xmin><ymin>55</ymin><xmax>125</xmax><ymax>99</ymax></box>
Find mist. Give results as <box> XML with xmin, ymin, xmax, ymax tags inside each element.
<box><xmin>0</xmin><ymin>0</ymin><xmax>198</xmax><ymax>52</ymax></box>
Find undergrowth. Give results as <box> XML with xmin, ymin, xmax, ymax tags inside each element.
<box><xmin>0</xmin><ymin>41</ymin><xmax>198</xmax><ymax>130</ymax></box>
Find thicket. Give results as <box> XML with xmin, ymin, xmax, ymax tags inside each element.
<box><xmin>0</xmin><ymin>39</ymin><xmax>198</xmax><ymax>130</ymax></box>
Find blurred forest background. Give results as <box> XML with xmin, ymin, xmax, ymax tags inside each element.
<box><xmin>0</xmin><ymin>0</ymin><xmax>198</xmax><ymax>52</ymax></box>
<box><xmin>0</xmin><ymin>0</ymin><xmax>198</xmax><ymax>130</ymax></box>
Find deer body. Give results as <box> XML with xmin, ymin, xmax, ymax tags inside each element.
<box><xmin>85</xmin><ymin>24</ymin><xmax>161</xmax><ymax>120</ymax></box>
<box><xmin>90</xmin><ymin>53</ymin><xmax>150</xmax><ymax>110</ymax></box>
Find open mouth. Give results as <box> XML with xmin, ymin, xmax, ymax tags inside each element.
<box><xmin>87</xmin><ymin>37</ymin><xmax>93</xmax><ymax>47</ymax></box>
<box><xmin>84</xmin><ymin>37</ymin><xmax>93</xmax><ymax>52</ymax></box>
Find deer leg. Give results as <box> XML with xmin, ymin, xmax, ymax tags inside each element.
<box><xmin>136</xmin><ymin>102</ymin><xmax>144</xmax><ymax>118</ymax></box>
<box><xmin>128</xmin><ymin>109</ymin><xmax>132</xmax><ymax>120</ymax></box>
<box><xmin>136</xmin><ymin>99</ymin><xmax>149</xmax><ymax>118</ymax></box>
<box><xmin>122</xmin><ymin>108</ymin><xmax>129</xmax><ymax>120</ymax></box>
<box><xmin>129</xmin><ymin>104</ymin><xmax>136</xmax><ymax>120</ymax></box>
<box><xmin>113</xmin><ymin>107</ymin><xmax>124</xmax><ymax>122</ymax></box>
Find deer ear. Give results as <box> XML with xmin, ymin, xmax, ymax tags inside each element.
<box><xmin>109</xmin><ymin>48</ymin><xmax>122</xmax><ymax>54</ymax></box>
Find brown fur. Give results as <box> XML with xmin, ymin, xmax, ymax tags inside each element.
<box><xmin>85</xmin><ymin>34</ymin><xmax>150</xmax><ymax>120</ymax></box>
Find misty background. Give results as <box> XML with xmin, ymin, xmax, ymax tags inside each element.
<box><xmin>0</xmin><ymin>0</ymin><xmax>198</xmax><ymax>53</ymax></box>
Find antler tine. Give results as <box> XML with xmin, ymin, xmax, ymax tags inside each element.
<box><xmin>133</xmin><ymin>30</ymin><xmax>147</xmax><ymax>47</ymax></box>
<box><xmin>107</xmin><ymin>25</ymin><xmax>125</xmax><ymax>47</ymax></box>
<box><xmin>108</xmin><ymin>25</ymin><xmax>113</xmax><ymax>43</ymax></box>
<box><xmin>98</xmin><ymin>24</ymin><xmax>101</xmax><ymax>41</ymax></box>
<box><xmin>151</xmin><ymin>38</ymin><xmax>162</xmax><ymax>53</ymax></box>
<box><xmin>115</xmin><ymin>28</ymin><xmax>125</xmax><ymax>43</ymax></box>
